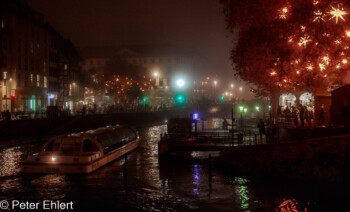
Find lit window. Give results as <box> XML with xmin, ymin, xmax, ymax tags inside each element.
<box><xmin>1</xmin><ymin>19</ymin><xmax>4</xmax><ymax>29</ymax></box>
<box><xmin>44</xmin><ymin>76</ymin><xmax>47</xmax><ymax>88</ymax></box>
<box><xmin>36</xmin><ymin>74</ymin><xmax>40</xmax><ymax>87</ymax></box>
<box><xmin>30</xmin><ymin>73</ymin><xmax>33</xmax><ymax>86</ymax></box>
<box><xmin>64</xmin><ymin>64</ymin><xmax>68</xmax><ymax>70</ymax></box>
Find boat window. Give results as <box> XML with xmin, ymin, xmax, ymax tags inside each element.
<box><xmin>94</xmin><ymin>127</ymin><xmax>137</xmax><ymax>151</ymax></box>
<box><xmin>61</xmin><ymin>143</ymin><xmax>76</xmax><ymax>153</ymax></box>
<box><xmin>82</xmin><ymin>139</ymin><xmax>99</xmax><ymax>152</ymax></box>
<box><xmin>44</xmin><ymin>140</ymin><xmax>55</xmax><ymax>152</ymax></box>
<box><xmin>53</xmin><ymin>142</ymin><xmax>61</xmax><ymax>151</ymax></box>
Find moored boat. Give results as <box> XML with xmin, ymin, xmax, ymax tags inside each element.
<box><xmin>21</xmin><ymin>125</ymin><xmax>140</xmax><ymax>174</ymax></box>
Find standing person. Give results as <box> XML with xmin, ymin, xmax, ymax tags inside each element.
<box><xmin>292</xmin><ymin>106</ymin><xmax>299</xmax><ymax>127</ymax></box>
<box><xmin>305</xmin><ymin>107</ymin><xmax>312</xmax><ymax>128</ymax></box>
<box><xmin>299</xmin><ymin>104</ymin><xmax>305</xmax><ymax>128</ymax></box>
<box><xmin>318</xmin><ymin>104</ymin><xmax>325</xmax><ymax>126</ymax></box>
<box><xmin>257</xmin><ymin>119</ymin><xmax>266</xmax><ymax>143</ymax></box>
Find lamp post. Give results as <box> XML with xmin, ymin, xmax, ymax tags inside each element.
<box><xmin>255</xmin><ymin>105</ymin><xmax>260</xmax><ymax>119</ymax></box>
<box><xmin>214</xmin><ymin>80</ymin><xmax>217</xmax><ymax>100</ymax></box>
<box><xmin>153</xmin><ymin>71</ymin><xmax>159</xmax><ymax>88</ymax></box>
<box><xmin>2</xmin><ymin>72</ymin><xmax>8</xmax><ymax>112</ymax></box>
<box><xmin>243</xmin><ymin>107</ymin><xmax>247</xmax><ymax>132</ymax></box>
<box><xmin>239</xmin><ymin>106</ymin><xmax>243</xmax><ymax>130</ymax></box>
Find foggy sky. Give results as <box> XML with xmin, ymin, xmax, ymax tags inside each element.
<box><xmin>26</xmin><ymin>0</ymin><xmax>251</xmax><ymax>97</ymax></box>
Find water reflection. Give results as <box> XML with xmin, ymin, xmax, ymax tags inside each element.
<box><xmin>192</xmin><ymin>164</ymin><xmax>201</xmax><ymax>196</ymax></box>
<box><xmin>0</xmin><ymin>124</ymin><xmax>342</xmax><ymax>210</ymax></box>
<box><xmin>235</xmin><ymin>177</ymin><xmax>250</xmax><ymax>210</ymax></box>
<box><xmin>0</xmin><ymin>147</ymin><xmax>23</xmax><ymax>177</ymax></box>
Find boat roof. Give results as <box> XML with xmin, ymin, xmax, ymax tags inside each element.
<box><xmin>67</xmin><ymin>125</ymin><xmax>136</xmax><ymax>138</ymax></box>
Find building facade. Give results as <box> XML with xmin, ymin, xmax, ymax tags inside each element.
<box><xmin>0</xmin><ymin>0</ymin><xmax>83</xmax><ymax>116</ymax></box>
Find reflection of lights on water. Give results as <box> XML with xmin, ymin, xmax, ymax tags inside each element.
<box><xmin>278</xmin><ymin>199</ymin><xmax>300</xmax><ymax>211</ymax></box>
<box><xmin>234</xmin><ymin>177</ymin><xmax>250</xmax><ymax>210</ymax></box>
<box><xmin>192</xmin><ymin>164</ymin><xmax>201</xmax><ymax>196</ymax></box>
<box><xmin>210</xmin><ymin>107</ymin><xmax>218</xmax><ymax>113</ymax></box>
<box><xmin>0</xmin><ymin>147</ymin><xmax>23</xmax><ymax>177</ymax></box>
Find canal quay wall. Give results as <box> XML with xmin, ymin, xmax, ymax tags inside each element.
<box><xmin>219</xmin><ymin>134</ymin><xmax>350</xmax><ymax>184</ymax></box>
<box><xmin>0</xmin><ymin>107</ymin><xmax>194</xmax><ymax>147</ymax></box>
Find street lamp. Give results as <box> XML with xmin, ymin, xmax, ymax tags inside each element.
<box><xmin>243</xmin><ymin>107</ymin><xmax>248</xmax><ymax>132</ymax></box>
<box><xmin>176</xmin><ymin>78</ymin><xmax>185</xmax><ymax>88</ymax></box>
<box><xmin>153</xmin><ymin>71</ymin><xmax>159</xmax><ymax>88</ymax></box>
<box><xmin>255</xmin><ymin>105</ymin><xmax>260</xmax><ymax>118</ymax></box>
<box><xmin>239</xmin><ymin>106</ymin><xmax>244</xmax><ymax>130</ymax></box>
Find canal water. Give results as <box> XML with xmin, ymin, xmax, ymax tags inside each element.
<box><xmin>0</xmin><ymin>124</ymin><xmax>347</xmax><ymax>211</ymax></box>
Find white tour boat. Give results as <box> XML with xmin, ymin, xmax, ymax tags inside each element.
<box><xmin>21</xmin><ymin>125</ymin><xmax>140</xmax><ymax>174</ymax></box>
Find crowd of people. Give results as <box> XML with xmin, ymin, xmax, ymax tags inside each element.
<box><xmin>278</xmin><ymin>104</ymin><xmax>317</xmax><ymax>128</ymax></box>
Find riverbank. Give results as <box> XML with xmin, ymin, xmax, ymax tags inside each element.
<box><xmin>0</xmin><ymin>108</ymin><xmax>192</xmax><ymax>148</ymax></box>
<box><xmin>218</xmin><ymin>134</ymin><xmax>350</xmax><ymax>184</ymax></box>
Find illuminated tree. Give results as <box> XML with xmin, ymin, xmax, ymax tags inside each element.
<box><xmin>105</xmin><ymin>59</ymin><xmax>151</xmax><ymax>103</ymax></box>
<box><xmin>221</xmin><ymin>0</ymin><xmax>350</xmax><ymax>96</ymax></box>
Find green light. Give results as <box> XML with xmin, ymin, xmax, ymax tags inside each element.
<box><xmin>174</xmin><ymin>93</ymin><xmax>186</xmax><ymax>105</ymax></box>
<box><xmin>220</xmin><ymin>95</ymin><xmax>225</xmax><ymax>101</ymax></box>
<box><xmin>255</xmin><ymin>106</ymin><xmax>260</xmax><ymax>111</ymax></box>
<box><xmin>142</xmin><ymin>96</ymin><xmax>148</xmax><ymax>104</ymax></box>
<box><xmin>30</xmin><ymin>95</ymin><xmax>36</xmax><ymax>111</ymax></box>
<box><xmin>244</xmin><ymin>108</ymin><xmax>247</xmax><ymax>113</ymax></box>
<box><xmin>239</xmin><ymin>106</ymin><xmax>244</xmax><ymax>112</ymax></box>
<box><xmin>268</xmin><ymin>105</ymin><xmax>271</xmax><ymax>110</ymax></box>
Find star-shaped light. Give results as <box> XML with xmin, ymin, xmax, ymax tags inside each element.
<box><xmin>329</xmin><ymin>5</ymin><xmax>348</xmax><ymax>24</ymax></box>
<box><xmin>298</xmin><ymin>35</ymin><xmax>312</xmax><ymax>47</ymax></box>
<box><xmin>323</xmin><ymin>56</ymin><xmax>330</xmax><ymax>65</ymax></box>
<box><xmin>335</xmin><ymin>39</ymin><xmax>342</xmax><ymax>44</ymax></box>
<box><xmin>279</xmin><ymin>7</ymin><xmax>288</xmax><ymax>19</ymax></box>
<box><xmin>307</xmin><ymin>64</ymin><xmax>313</xmax><ymax>70</ymax></box>
<box><xmin>319</xmin><ymin>63</ymin><xmax>326</xmax><ymax>72</ymax></box>
<box><xmin>314</xmin><ymin>10</ymin><xmax>325</xmax><ymax>22</ymax></box>
<box><xmin>346</xmin><ymin>30</ymin><xmax>350</xmax><ymax>37</ymax></box>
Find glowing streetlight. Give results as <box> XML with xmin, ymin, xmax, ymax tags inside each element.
<box><xmin>255</xmin><ymin>106</ymin><xmax>260</xmax><ymax>111</ymax></box>
<box><xmin>153</xmin><ymin>72</ymin><xmax>159</xmax><ymax>77</ymax></box>
<box><xmin>239</xmin><ymin>87</ymin><xmax>243</xmax><ymax>91</ymax></box>
<box><xmin>214</xmin><ymin>80</ymin><xmax>217</xmax><ymax>87</ymax></box>
<box><xmin>176</xmin><ymin>78</ymin><xmax>185</xmax><ymax>88</ymax></box>
<box><xmin>231</xmin><ymin>84</ymin><xmax>234</xmax><ymax>88</ymax></box>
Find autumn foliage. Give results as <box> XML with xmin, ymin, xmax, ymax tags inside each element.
<box><xmin>221</xmin><ymin>0</ymin><xmax>350</xmax><ymax>95</ymax></box>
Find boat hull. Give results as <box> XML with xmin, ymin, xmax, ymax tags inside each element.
<box><xmin>22</xmin><ymin>139</ymin><xmax>139</xmax><ymax>174</ymax></box>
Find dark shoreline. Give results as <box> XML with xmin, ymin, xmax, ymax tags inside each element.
<box><xmin>0</xmin><ymin>108</ymin><xmax>192</xmax><ymax>148</ymax></box>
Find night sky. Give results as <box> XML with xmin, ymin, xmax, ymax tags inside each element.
<box><xmin>26</xmin><ymin>0</ymin><xmax>251</xmax><ymax>97</ymax></box>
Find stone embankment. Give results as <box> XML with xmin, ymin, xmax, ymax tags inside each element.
<box><xmin>0</xmin><ymin>108</ymin><xmax>192</xmax><ymax>147</ymax></box>
<box><xmin>219</xmin><ymin>134</ymin><xmax>350</xmax><ymax>183</ymax></box>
